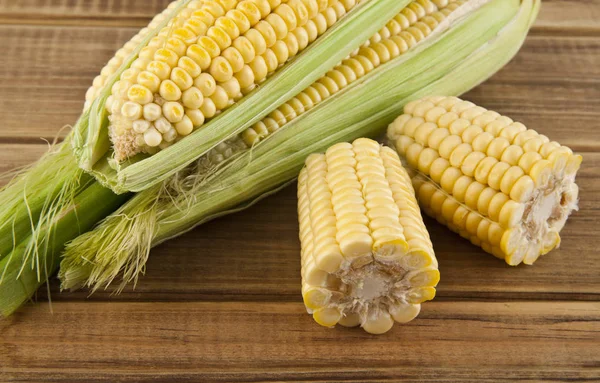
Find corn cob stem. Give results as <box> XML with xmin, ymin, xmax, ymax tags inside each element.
<box><xmin>0</xmin><ymin>137</ymin><xmax>111</xmax><ymax>315</ymax></box>
<box><xmin>0</xmin><ymin>142</ymin><xmax>92</xmax><ymax>260</ymax></box>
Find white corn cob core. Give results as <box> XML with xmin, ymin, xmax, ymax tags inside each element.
<box><xmin>298</xmin><ymin>138</ymin><xmax>439</xmax><ymax>334</ymax></box>
<box><xmin>387</xmin><ymin>96</ymin><xmax>582</xmax><ymax>265</ymax></box>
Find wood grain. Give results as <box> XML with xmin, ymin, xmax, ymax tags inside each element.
<box><xmin>0</xmin><ymin>0</ymin><xmax>169</xmax><ymax>26</ymax></box>
<box><xmin>1</xmin><ymin>301</ymin><xmax>599</xmax><ymax>382</ymax></box>
<box><xmin>0</xmin><ymin>25</ymin><xmax>134</xmax><ymax>141</ymax></box>
<box><xmin>536</xmin><ymin>0</ymin><xmax>600</xmax><ymax>33</ymax></box>
<box><xmin>0</xmin><ymin>1</ymin><xmax>599</xmax><ymax>382</ymax></box>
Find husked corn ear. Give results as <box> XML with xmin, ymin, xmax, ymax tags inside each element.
<box><xmin>103</xmin><ymin>0</ymin><xmax>359</xmax><ymax>160</ymax></box>
<box><xmin>387</xmin><ymin>96</ymin><xmax>581</xmax><ymax>265</ymax></box>
<box><xmin>299</xmin><ymin>138</ymin><xmax>438</xmax><ymax>334</ymax></box>
<box><xmin>203</xmin><ymin>0</ymin><xmax>465</xmax><ymax>166</ymax></box>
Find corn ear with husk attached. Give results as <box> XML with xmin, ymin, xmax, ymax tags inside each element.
<box><xmin>73</xmin><ymin>0</ymin><xmax>414</xmax><ymax>193</ymax></box>
<box><xmin>60</xmin><ymin>0</ymin><xmax>540</xmax><ymax>292</ymax></box>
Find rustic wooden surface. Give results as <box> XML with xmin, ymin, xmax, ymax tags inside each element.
<box><xmin>1</xmin><ymin>1</ymin><xmax>599</xmax><ymax>381</ymax></box>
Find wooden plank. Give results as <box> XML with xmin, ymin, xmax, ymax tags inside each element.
<box><xmin>4</xmin><ymin>370</ymin><xmax>599</xmax><ymax>383</ymax></box>
<box><xmin>21</xmin><ymin>152</ymin><xmax>594</xmax><ymax>304</ymax></box>
<box><xmin>536</xmin><ymin>0</ymin><xmax>600</xmax><ymax>33</ymax></box>
<box><xmin>0</xmin><ymin>2</ymin><xmax>598</xmax><ymax>381</ymax></box>
<box><xmin>463</xmin><ymin>35</ymin><xmax>600</xmax><ymax>153</ymax></box>
<box><xmin>1</xmin><ymin>24</ymin><xmax>599</xmax><ymax>148</ymax></box>
<box><xmin>0</xmin><ymin>25</ymin><xmax>135</xmax><ymax>141</ymax></box>
<box><xmin>0</xmin><ymin>0</ymin><xmax>598</xmax><ymax>31</ymax></box>
<box><xmin>0</xmin><ymin>0</ymin><xmax>168</xmax><ymax>27</ymax></box>
<box><xmin>1</xmin><ymin>301</ymin><xmax>599</xmax><ymax>382</ymax></box>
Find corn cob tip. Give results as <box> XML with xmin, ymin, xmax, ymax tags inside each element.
<box><xmin>299</xmin><ymin>138</ymin><xmax>438</xmax><ymax>334</ymax></box>
<box><xmin>388</xmin><ymin>96</ymin><xmax>581</xmax><ymax>265</ymax></box>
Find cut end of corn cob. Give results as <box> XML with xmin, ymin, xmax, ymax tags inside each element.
<box><xmin>299</xmin><ymin>138</ymin><xmax>438</xmax><ymax>334</ymax></box>
<box><xmin>92</xmin><ymin>0</ymin><xmax>361</xmax><ymax>161</ymax></box>
<box><xmin>387</xmin><ymin>96</ymin><xmax>581</xmax><ymax>265</ymax></box>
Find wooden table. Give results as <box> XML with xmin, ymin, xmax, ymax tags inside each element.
<box><xmin>1</xmin><ymin>1</ymin><xmax>599</xmax><ymax>381</ymax></box>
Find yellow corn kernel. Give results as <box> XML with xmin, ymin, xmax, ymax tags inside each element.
<box><xmin>170</xmin><ymin>67</ymin><xmax>194</xmax><ymax>91</ymax></box>
<box><xmin>181</xmin><ymin>87</ymin><xmax>205</xmax><ymax>109</ymax></box>
<box><xmin>186</xmin><ymin>108</ymin><xmax>205</xmax><ymax>127</ymax></box>
<box><xmin>186</xmin><ymin>44</ymin><xmax>212</xmax><ymax>70</ymax></box>
<box><xmin>209</xmin><ymin>56</ymin><xmax>234</xmax><ymax>83</ymax></box>
<box><xmin>159</xmin><ymin>80</ymin><xmax>183</xmax><ymax>102</ymax></box>
<box><xmin>162</xmin><ymin>102</ymin><xmax>185</xmax><ymax>123</ymax></box>
<box><xmin>127</xmin><ymin>85</ymin><xmax>154</xmax><ymax>105</ymax></box>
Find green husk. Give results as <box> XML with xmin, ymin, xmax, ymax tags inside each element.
<box><xmin>0</xmin><ymin>182</ymin><xmax>128</xmax><ymax>316</ymax></box>
<box><xmin>0</xmin><ymin>135</ymin><xmax>128</xmax><ymax>316</ymax></box>
<box><xmin>60</xmin><ymin>0</ymin><xmax>539</xmax><ymax>292</ymax></box>
<box><xmin>72</xmin><ymin>0</ymin><xmax>414</xmax><ymax>194</ymax></box>
<box><xmin>0</xmin><ymin>140</ymin><xmax>91</xmax><ymax>260</ymax></box>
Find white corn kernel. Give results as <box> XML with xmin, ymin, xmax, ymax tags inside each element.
<box><xmin>132</xmin><ymin>119</ymin><xmax>151</xmax><ymax>133</ymax></box>
<box><xmin>121</xmin><ymin>101</ymin><xmax>143</xmax><ymax>120</ymax></box>
<box><xmin>154</xmin><ymin>117</ymin><xmax>172</xmax><ymax>134</ymax></box>
<box><xmin>143</xmin><ymin>127</ymin><xmax>163</xmax><ymax>147</ymax></box>
<box><xmin>143</xmin><ymin>103</ymin><xmax>162</xmax><ymax>122</ymax></box>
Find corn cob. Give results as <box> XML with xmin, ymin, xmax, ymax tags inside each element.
<box><xmin>84</xmin><ymin>1</ymin><xmax>181</xmax><ymax>110</ymax></box>
<box><xmin>387</xmin><ymin>96</ymin><xmax>581</xmax><ymax>265</ymax></box>
<box><xmin>60</xmin><ymin>0</ymin><xmax>539</xmax><ymax>294</ymax></box>
<box><xmin>298</xmin><ymin>138</ymin><xmax>438</xmax><ymax>334</ymax></box>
